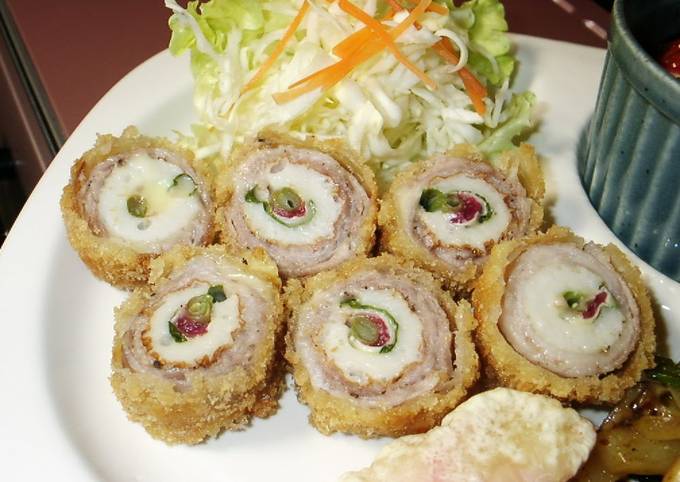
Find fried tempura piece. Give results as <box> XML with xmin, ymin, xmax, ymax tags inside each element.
<box><xmin>285</xmin><ymin>254</ymin><xmax>478</xmax><ymax>438</ymax></box>
<box><xmin>379</xmin><ymin>144</ymin><xmax>543</xmax><ymax>292</ymax></box>
<box><xmin>340</xmin><ymin>388</ymin><xmax>596</xmax><ymax>482</ymax></box>
<box><xmin>215</xmin><ymin>131</ymin><xmax>377</xmax><ymax>279</ymax></box>
<box><xmin>473</xmin><ymin>226</ymin><xmax>656</xmax><ymax>404</ymax></box>
<box><xmin>111</xmin><ymin>245</ymin><xmax>284</xmax><ymax>444</ymax></box>
<box><xmin>61</xmin><ymin>126</ymin><xmax>214</xmax><ymax>289</ymax></box>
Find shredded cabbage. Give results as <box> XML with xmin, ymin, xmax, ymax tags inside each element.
<box><xmin>166</xmin><ymin>0</ymin><xmax>534</xmax><ymax>186</ymax></box>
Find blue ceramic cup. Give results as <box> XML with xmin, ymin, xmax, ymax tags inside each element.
<box><xmin>579</xmin><ymin>0</ymin><xmax>680</xmax><ymax>282</ymax></box>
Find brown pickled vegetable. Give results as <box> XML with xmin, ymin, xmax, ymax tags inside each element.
<box><xmin>575</xmin><ymin>357</ymin><xmax>680</xmax><ymax>481</ymax></box>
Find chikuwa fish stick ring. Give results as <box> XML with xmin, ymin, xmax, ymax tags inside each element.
<box><xmin>285</xmin><ymin>254</ymin><xmax>479</xmax><ymax>438</ymax></box>
<box><xmin>379</xmin><ymin>144</ymin><xmax>544</xmax><ymax>292</ymax></box>
<box><xmin>473</xmin><ymin>226</ymin><xmax>656</xmax><ymax>404</ymax></box>
<box><xmin>216</xmin><ymin>132</ymin><xmax>378</xmax><ymax>279</ymax></box>
<box><xmin>60</xmin><ymin>126</ymin><xmax>214</xmax><ymax>289</ymax></box>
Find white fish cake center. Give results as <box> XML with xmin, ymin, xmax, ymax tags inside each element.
<box><xmin>242</xmin><ymin>163</ymin><xmax>342</xmax><ymax>245</ymax></box>
<box><xmin>98</xmin><ymin>152</ymin><xmax>203</xmax><ymax>250</ymax></box>
<box><xmin>148</xmin><ymin>284</ymin><xmax>241</xmax><ymax>365</ymax></box>
<box><xmin>418</xmin><ymin>175</ymin><xmax>510</xmax><ymax>250</ymax></box>
<box><xmin>320</xmin><ymin>289</ymin><xmax>423</xmax><ymax>384</ymax></box>
<box><xmin>518</xmin><ymin>264</ymin><xmax>626</xmax><ymax>355</ymax></box>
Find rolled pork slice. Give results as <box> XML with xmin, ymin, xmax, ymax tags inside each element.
<box><xmin>473</xmin><ymin>226</ymin><xmax>656</xmax><ymax>404</ymax></box>
<box><xmin>111</xmin><ymin>245</ymin><xmax>284</xmax><ymax>444</ymax></box>
<box><xmin>217</xmin><ymin>133</ymin><xmax>377</xmax><ymax>279</ymax></box>
<box><xmin>285</xmin><ymin>254</ymin><xmax>478</xmax><ymax>438</ymax></box>
<box><xmin>61</xmin><ymin>126</ymin><xmax>213</xmax><ymax>289</ymax></box>
<box><xmin>379</xmin><ymin>144</ymin><xmax>543</xmax><ymax>291</ymax></box>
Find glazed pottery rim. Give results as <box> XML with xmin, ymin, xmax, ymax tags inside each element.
<box><xmin>611</xmin><ymin>0</ymin><xmax>680</xmax><ymax>122</ymax></box>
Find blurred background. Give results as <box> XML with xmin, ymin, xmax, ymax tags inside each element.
<box><xmin>0</xmin><ymin>0</ymin><xmax>611</xmax><ymax>245</ymax></box>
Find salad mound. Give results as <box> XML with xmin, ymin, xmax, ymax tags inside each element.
<box><xmin>166</xmin><ymin>0</ymin><xmax>534</xmax><ymax>185</ymax></box>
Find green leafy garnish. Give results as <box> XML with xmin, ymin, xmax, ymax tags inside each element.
<box><xmin>479</xmin><ymin>92</ymin><xmax>536</xmax><ymax>157</ymax></box>
<box><xmin>168</xmin><ymin>321</ymin><xmax>187</xmax><ymax>343</ymax></box>
<box><xmin>127</xmin><ymin>194</ymin><xmax>148</xmax><ymax>218</ymax></box>
<box><xmin>169</xmin><ymin>173</ymin><xmax>197</xmax><ymax>196</ymax></box>
<box><xmin>340</xmin><ymin>298</ymin><xmax>364</xmax><ymax>310</ymax></box>
<box><xmin>208</xmin><ymin>285</ymin><xmax>227</xmax><ymax>302</ymax></box>
<box><xmin>477</xmin><ymin>194</ymin><xmax>494</xmax><ymax>223</ymax></box>
<box><xmin>457</xmin><ymin>0</ymin><xmax>514</xmax><ymax>87</ymax></box>
<box><xmin>245</xmin><ymin>187</ymin><xmax>260</xmax><ymax>203</ymax></box>
<box><xmin>646</xmin><ymin>357</ymin><xmax>680</xmax><ymax>388</ymax></box>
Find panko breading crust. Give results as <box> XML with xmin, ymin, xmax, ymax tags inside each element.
<box><xmin>378</xmin><ymin>143</ymin><xmax>544</xmax><ymax>292</ymax></box>
<box><xmin>60</xmin><ymin>126</ymin><xmax>214</xmax><ymax>289</ymax></box>
<box><xmin>284</xmin><ymin>254</ymin><xmax>479</xmax><ymax>438</ymax></box>
<box><xmin>214</xmin><ymin>130</ymin><xmax>378</xmax><ymax>278</ymax></box>
<box><xmin>472</xmin><ymin>226</ymin><xmax>656</xmax><ymax>404</ymax></box>
<box><xmin>110</xmin><ymin>245</ymin><xmax>285</xmax><ymax>444</ymax></box>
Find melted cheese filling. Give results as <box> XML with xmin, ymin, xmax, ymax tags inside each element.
<box><xmin>517</xmin><ymin>264</ymin><xmax>625</xmax><ymax>355</ymax></box>
<box><xmin>242</xmin><ymin>163</ymin><xmax>342</xmax><ymax>245</ymax></box>
<box><xmin>148</xmin><ymin>284</ymin><xmax>240</xmax><ymax>365</ymax></box>
<box><xmin>97</xmin><ymin>152</ymin><xmax>203</xmax><ymax>250</ymax></box>
<box><xmin>418</xmin><ymin>175</ymin><xmax>510</xmax><ymax>250</ymax></box>
<box><xmin>320</xmin><ymin>289</ymin><xmax>423</xmax><ymax>384</ymax></box>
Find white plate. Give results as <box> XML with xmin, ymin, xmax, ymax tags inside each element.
<box><xmin>0</xmin><ymin>35</ymin><xmax>678</xmax><ymax>482</ymax></box>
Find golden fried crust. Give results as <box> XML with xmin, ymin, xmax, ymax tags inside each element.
<box><xmin>110</xmin><ymin>245</ymin><xmax>285</xmax><ymax>444</ymax></box>
<box><xmin>61</xmin><ymin>180</ymin><xmax>151</xmax><ymax>289</ymax></box>
<box><xmin>472</xmin><ymin>226</ymin><xmax>656</xmax><ymax>405</ymax></box>
<box><xmin>60</xmin><ymin>126</ymin><xmax>215</xmax><ymax>290</ymax></box>
<box><xmin>284</xmin><ymin>254</ymin><xmax>479</xmax><ymax>438</ymax></box>
<box><xmin>213</xmin><ymin>130</ymin><xmax>378</xmax><ymax>278</ymax></box>
<box><xmin>378</xmin><ymin>144</ymin><xmax>544</xmax><ymax>292</ymax></box>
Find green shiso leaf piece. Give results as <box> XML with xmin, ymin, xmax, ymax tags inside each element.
<box><xmin>168</xmin><ymin>321</ymin><xmax>187</xmax><ymax>343</ymax></box>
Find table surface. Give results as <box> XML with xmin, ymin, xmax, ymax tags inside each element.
<box><xmin>5</xmin><ymin>0</ymin><xmax>610</xmax><ymax>143</ymax></box>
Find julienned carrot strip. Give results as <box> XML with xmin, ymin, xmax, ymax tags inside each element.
<box><xmin>240</xmin><ymin>1</ymin><xmax>310</xmax><ymax>94</ymax></box>
<box><xmin>333</xmin><ymin>26</ymin><xmax>374</xmax><ymax>59</ymax></box>
<box><xmin>460</xmin><ymin>71</ymin><xmax>487</xmax><ymax>114</ymax></box>
<box><xmin>385</xmin><ymin>0</ymin><xmax>485</xmax><ymax>114</ymax></box>
<box><xmin>273</xmin><ymin>61</ymin><xmax>353</xmax><ymax>103</ymax></box>
<box><xmin>274</xmin><ymin>0</ymin><xmax>432</xmax><ymax>104</ymax></box>
<box><xmin>426</xmin><ymin>2</ymin><xmax>448</xmax><ymax>14</ymax></box>
<box><xmin>386</xmin><ymin>0</ymin><xmax>404</xmax><ymax>12</ymax></box>
<box><xmin>338</xmin><ymin>0</ymin><xmax>436</xmax><ymax>89</ymax></box>
<box><xmin>333</xmin><ymin>6</ymin><xmax>395</xmax><ymax>59</ymax></box>
<box><xmin>433</xmin><ymin>38</ymin><xmax>487</xmax><ymax>115</ymax></box>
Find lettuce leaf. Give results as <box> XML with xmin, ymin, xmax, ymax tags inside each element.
<box><xmin>457</xmin><ymin>0</ymin><xmax>515</xmax><ymax>86</ymax></box>
<box><xmin>479</xmin><ymin>92</ymin><xmax>535</xmax><ymax>156</ymax></box>
<box><xmin>168</xmin><ymin>0</ymin><xmax>264</xmax><ymax>55</ymax></box>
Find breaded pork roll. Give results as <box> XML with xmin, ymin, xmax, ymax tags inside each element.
<box><xmin>379</xmin><ymin>145</ymin><xmax>543</xmax><ymax>290</ymax></box>
<box><xmin>61</xmin><ymin>127</ymin><xmax>213</xmax><ymax>289</ymax></box>
<box><xmin>111</xmin><ymin>245</ymin><xmax>284</xmax><ymax>444</ymax></box>
<box><xmin>285</xmin><ymin>255</ymin><xmax>478</xmax><ymax>438</ymax></box>
<box><xmin>473</xmin><ymin>226</ymin><xmax>656</xmax><ymax>404</ymax></box>
<box><xmin>216</xmin><ymin>133</ymin><xmax>377</xmax><ymax>279</ymax></box>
